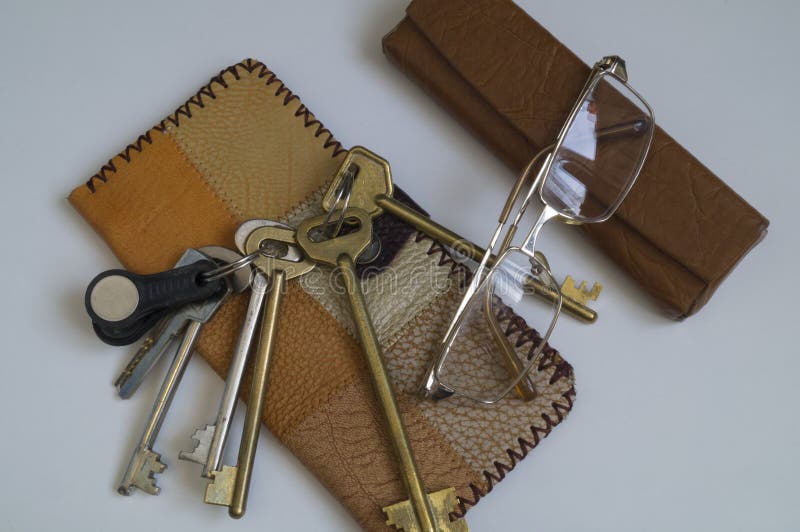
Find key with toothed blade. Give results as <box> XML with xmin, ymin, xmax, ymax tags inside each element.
<box><xmin>180</xmin><ymin>222</ymin><xmax>294</xmax><ymax>476</ymax></box>
<box><xmin>117</xmin><ymin>247</ymin><xmax>249</xmax><ymax>496</ymax></box>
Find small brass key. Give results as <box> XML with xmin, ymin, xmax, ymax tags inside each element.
<box><xmin>560</xmin><ymin>275</ymin><xmax>603</xmax><ymax>305</ymax></box>
<box><xmin>323</xmin><ymin>146</ymin><xmax>597</xmax><ymax>324</ymax></box>
<box><xmin>204</xmin><ymin>225</ymin><xmax>315</xmax><ymax>518</ymax></box>
<box><xmin>296</xmin><ymin>208</ymin><xmax>467</xmax><ymax>532</ymax></box>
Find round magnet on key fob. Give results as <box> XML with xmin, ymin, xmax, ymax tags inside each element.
<box><xmin>84</xmin><ymin>260</ymin><xmax>227</xmax><ymax>342</ymax></box>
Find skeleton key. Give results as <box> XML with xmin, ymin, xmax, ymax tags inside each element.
<box><xmin>180</xmin><ymin>221</ymin><xmax>299</xmax><ymax>476</ymax></box>
<box><xmin>323</xmin><ymin>146</ymin><xmax>597</xmax><ymax>324</ymax></box>
<box><xmin>296</xmin><ymin>208</ymin><xmax>467</xmax><ymax>532</ymax></box>
<box><xmin>117</xmin><ymin>247</ymin><xmax>249</xmax><ymax>496</ymax></box>
<box><xmin>114</xmin><ymin>248</ymin><xmax>250</xmax><ymax>399</ymax></box>
<box><xmin>204</xmin><ymin>225</ymin><xmax>315</xmax><ymax>518</ymax></box>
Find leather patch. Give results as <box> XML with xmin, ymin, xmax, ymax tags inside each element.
<box><xmin>385</xmin><ymin>272</ymin><xmax>576</xmax><ymax>479</ymax></box>
<box><xmin>68</xmin><ymin>129</ymin><xmax>239</xmax><ymax>273</ymax></box>
<box><xmin>283</xmin><ymin>380</ymin><xmax>481</xmax><ymax>531</ymax></box>
<box><xmin>166</xmin><ymin>62</ymin><xmax>346</xmax><ymax>222</ymax></box>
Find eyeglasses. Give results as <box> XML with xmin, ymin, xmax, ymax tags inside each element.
<box><xmin>420</xmin><ymin>56</ymin><xmax>655</xmax><ymax>404</ymax></box>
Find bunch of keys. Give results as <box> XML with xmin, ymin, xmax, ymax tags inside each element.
<box><xmin>84</xmin><ymin>227</ymin><xmax>317</xmax><ymax>518</ymax></box>
<box><xmin>82</xmin><ymin>146</ymin><xmax>601</xmax><ymax>526</ymax></box>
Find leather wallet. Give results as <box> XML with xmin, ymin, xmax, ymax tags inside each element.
<box><xmin>382</xmin><ymin>0</ymin><xmax>769</xmax><ymax>319</ymax></box>
<box><xmin>68</xmin><ymin>59</ymin><xmax>575</xmax><ymax>530</ymax></box>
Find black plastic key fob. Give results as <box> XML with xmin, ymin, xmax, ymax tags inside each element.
<box><xmin>85</xmin><ymin>260</ymin><xmax>225</xmax><ymax>346</ymax></box>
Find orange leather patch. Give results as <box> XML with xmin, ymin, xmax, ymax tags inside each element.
<box><xmin>68</xmin><ymin>129</ymin><xmax>239</xmax><ymax>273</ymax></box>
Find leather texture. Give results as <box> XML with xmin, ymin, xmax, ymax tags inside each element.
<box><xmin>382</xmin><ymin>0</ymin><xmax>769</xmax><ymax>318</ymax></box>
<box><xmin>69</xmin><ymin>59</ymin><xmax>576</xmax><ymax>530</ymax></box>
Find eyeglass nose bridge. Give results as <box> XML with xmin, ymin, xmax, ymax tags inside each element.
<box><xmin>519</xmin><ymin>204</ymin><xmax>560</xmax><ymax>259</ymax></box>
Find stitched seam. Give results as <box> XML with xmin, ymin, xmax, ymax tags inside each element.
<box><xmin>166</xmin><ymin>134</ymin><xmax>240</xmax><ymax>228</ymax></box>
<box><xmin>451</xmin><ymin>385</ymin><xmax>576</xmax><ymax>520</ymax></box>
<box><xmin>84</xmin><ymin>58</ymin><xmax>346</xmax><ymax>194</ymax></box>
<box><xmin>278</xmin><ymin>182</ymin><xmax>329</xmax><ymax>225</ymax></box>
<box><xmin>410</xmin><ymin>230</ymin><xmax>575</xmax><ymax>520</ymax></box>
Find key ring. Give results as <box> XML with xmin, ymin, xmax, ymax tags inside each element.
<box><xmin>199</xmin><ymin>249</ymin><xmax>262</xmax><ymax>283</ymax></box>
<box><xmin>199</xmin><ymin>239</ymin><xmax>299</xmax><ymax>284</ymax></box>
<box><xmin>322</xmin><ymin>163</ymin><xmax>357</xmax><ymax>238</ymax></box>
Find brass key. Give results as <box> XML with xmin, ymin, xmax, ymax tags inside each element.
<box><xmin>204</xmin><ymin>225</ymin><xmax>315</xmax><ymax>518</ymax></box>
<box><xmin>322</xmin><ymin>146</ymin><xmax>598</xmax><ymax>324</ymax></box>
<box><xmin>296</xmin><ymin>208</ymin><xmax>467</xmax><ymax>532</ymax></box>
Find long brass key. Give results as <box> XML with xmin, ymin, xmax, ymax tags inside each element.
<box><xmin>296</xmin><ymin>208</ymin><xmax>467</xmax><ymax>532</ymax></box>
<box><xmin>204</xmin><ymin>225</ymin><xmax>314</xmax><ymax>519</ymax></box>
<box><xmin>322</xmin><ymin>146</ymin><xmax>598</xmax><ymax>323</ymax></box>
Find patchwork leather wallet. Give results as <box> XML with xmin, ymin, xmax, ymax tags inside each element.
<box><xmin>382</xmin><ymin>0</ymin><xmax>769</xmax><ymax>319</ymax></box>
<box><xmin>69</xmin><ymin>59</ymin><xmax>575</xmax><ymax>530</ymax></box>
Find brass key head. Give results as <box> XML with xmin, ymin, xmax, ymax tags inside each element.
<box><xmin>383</xmin><ymin>488</ymin><xmax>468</xmax><ymax>532</ymax></box>
<box><xmin>244</xmin><ymin>226</ymin><xmax>314</xmax><ymax>280</ymax></box>
<box><xmin>296</xmin><ymin>208</ymin><xmax>373</xmax><ymax>267</ymax></box>
<box><xmin>322</xmin><ymin>146</ymin><xmax>393</xmax><ymax>218</ymax></box>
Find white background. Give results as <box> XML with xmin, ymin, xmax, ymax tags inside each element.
<box><xmin>1</xmin><ymin>1</ymin><xmax>797</xmax><ymax>531</ymax></box>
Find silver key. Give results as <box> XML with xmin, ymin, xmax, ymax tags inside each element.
<box><xmin>180</xmin><ymin>222</ymin><xmax>290</xmax><ymax>475</ymax></box>
<box><xmin>117</xmin><ymin>247</ymin><xmax>249</xmax><ymax>496</ymax></box>
<box><xmin>179</xmin><ymin>273</ymin><xmax>268</xmax><ymax>474</ymax></box>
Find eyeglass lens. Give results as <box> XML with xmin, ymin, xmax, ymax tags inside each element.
<box><xmin>437</xmin><ymin>251</ymin><xmax>560</xmax><ymax>402</ymax></box>
<box><xmin>541</xmin><ymin>74</ymin><xmax>653</xmax><ymax>222</ymax></box>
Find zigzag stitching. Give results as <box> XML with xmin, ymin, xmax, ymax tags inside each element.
<box><xmin>448</xmin><ymin>386</ymin><xmax>577</xmax><ymax>520</ymax></box>
<box><xmin>85</xmin><ymin>58</ymin><xmax>345</xmax><ymax>193</ymax></box>
<box><xmin>414</xmin><ymin>228</ymin><xmax>570</xmax><ymax>382</ymax></box>
<box><xmin>410</xmin><ymin>229</ymin><xmax>577</xmax><ymax>521</ymax></box>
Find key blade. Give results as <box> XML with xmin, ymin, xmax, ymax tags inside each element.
<box><xmin>204</xmin><ymin>465</ymin><xmax>238</xmax><ymax>506</ymax></box>
<box><xmin>179</xmin><ymin>424</ymin><xmax>216</xmax><ymax>465</ymax></box>
<box><xmin>116</xmin><ymin>314</ymin><xmax>187</xmax><ymax>399</ymax></box>
<box><xmin>384</xmin><ymin>488</ymin><xmax>468</xmax><ymax>532</ymax></box>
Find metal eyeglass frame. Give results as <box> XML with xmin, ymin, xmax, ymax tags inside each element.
<box><xmin>419</xmin><ymin>55</ymin><xmax>655</xmax><ymax>404</ymax></box>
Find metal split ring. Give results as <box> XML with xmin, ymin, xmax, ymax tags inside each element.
<box><xmin>199</xmin><ymin>249</ymin><xmax>262</xmax><ymax>284</ymax></box>
<box><xmin>322</xmin><ymin>164</ymin><xmax>356</xmax><ymax>238</ymax></box>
